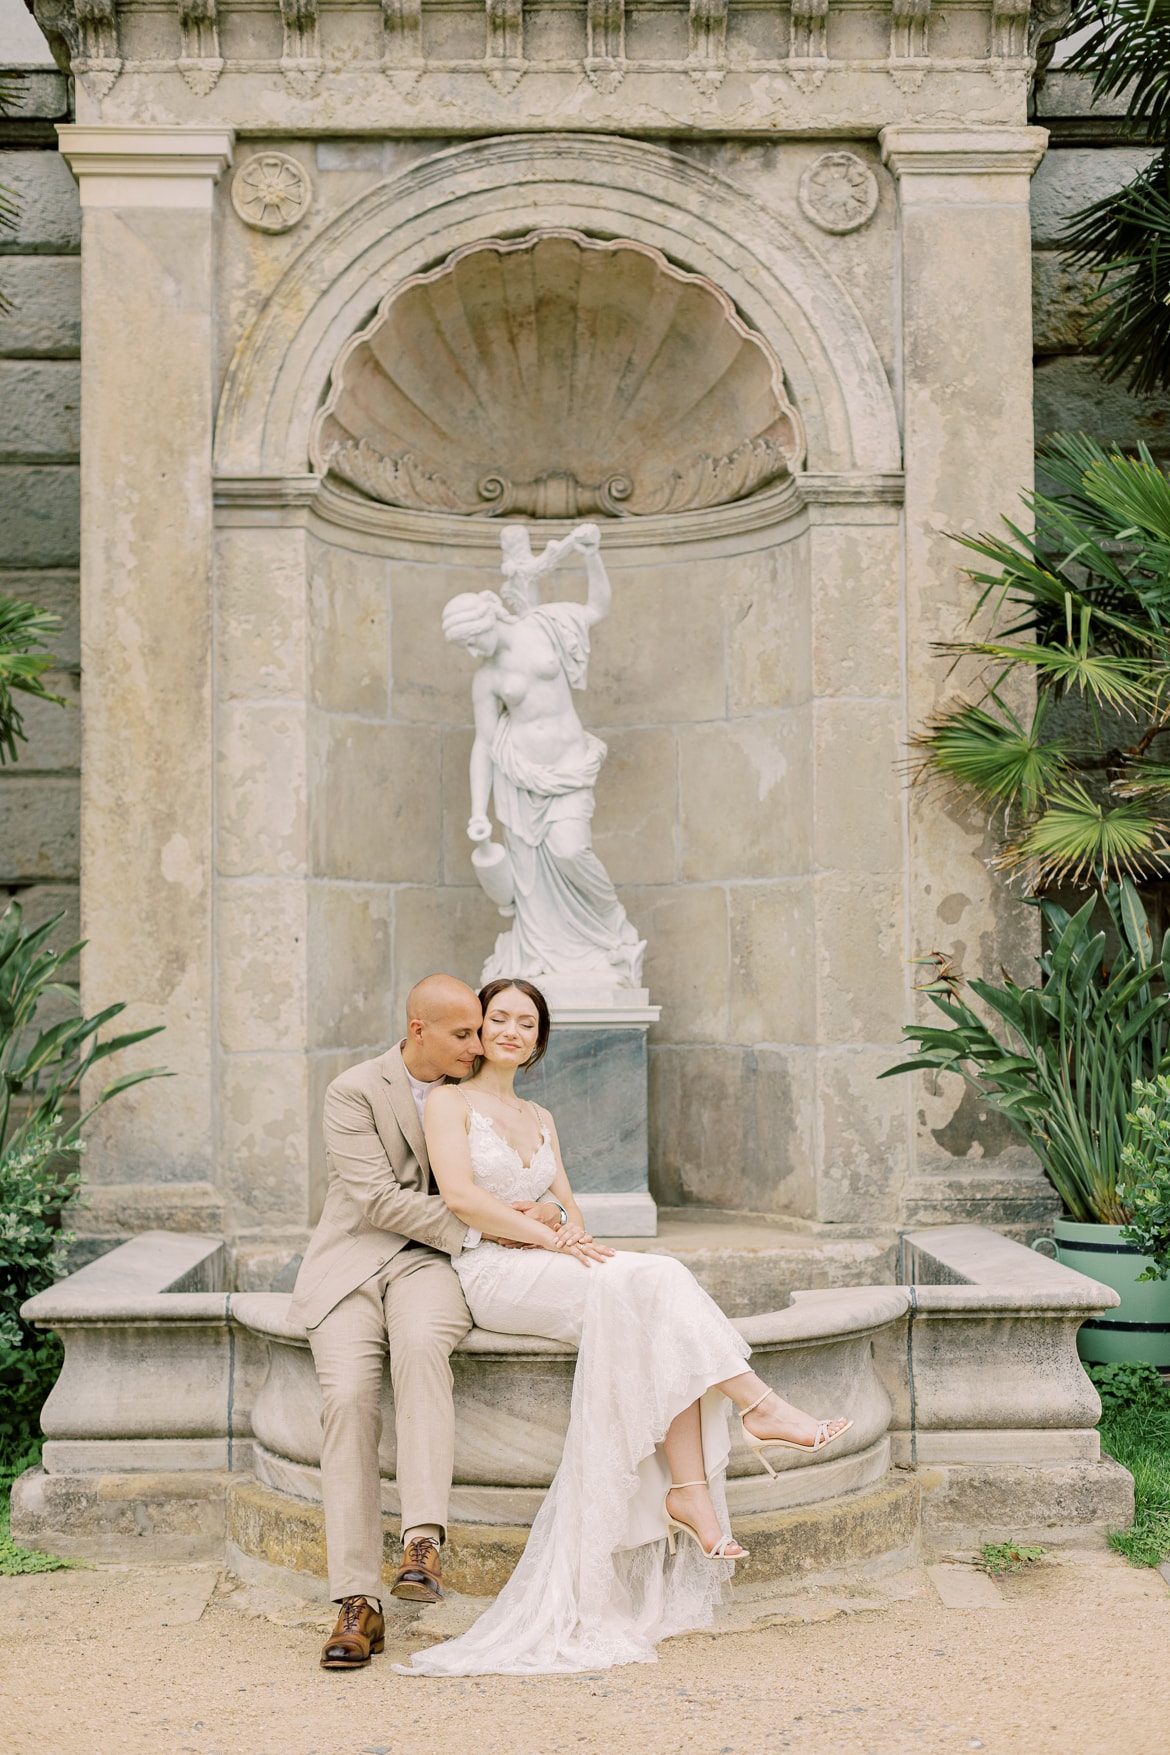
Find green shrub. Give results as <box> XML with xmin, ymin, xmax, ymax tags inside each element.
<box><xmin>1088</xmin><ymin>1361</ymin><xmax>1170</xmax><ymax>1566</ymax></box>
<box><xmin>0</xmin><ymin>901</ymin><xmax>167</xmax><ymax>1458</ymax></box>
<box><xmin>1118</xmin><ymin>1075</ymin><xmax>1170</xmax><ymax>1279</ymax></box>
<box><xmin>0</xmin><ymin>1117</ymin><xmax>82</xmax><ymax>1452</ymax></box>
<box><xmin>880</xmin><ymin>880</ymin><xmax>1170</xmax><ymax>1224</ymax></box>
<box><xmin>1086</xmin><ymin>1360</ymin><xmax>1167</xmax><ymax>1415</ymax></box>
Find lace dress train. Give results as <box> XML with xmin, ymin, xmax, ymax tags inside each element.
<box><xmin>401</xmin><ymin>1109</ymin><xmax>750</xmax><ymax>1677</ymax></box>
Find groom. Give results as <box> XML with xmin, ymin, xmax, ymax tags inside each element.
<box><xmin>288</xmin><ymin>972</ymin><xmax>561</xmax><ymax>1670</ymax></box>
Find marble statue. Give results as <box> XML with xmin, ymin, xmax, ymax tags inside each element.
<box><xmin>442</xmin><ymin>523</ymin><xmax>646</xmax><ymax>994</ymax></box>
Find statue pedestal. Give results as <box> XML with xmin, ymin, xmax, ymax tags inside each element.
<box><xmin>519</xmin><ymin>989</ymin><xmax>660</xmax><ymax>1237</ymax></box>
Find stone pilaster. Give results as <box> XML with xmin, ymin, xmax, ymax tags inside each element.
<box><xmin>56</xmin><ymin>126</ymin><xmax>234</xmax><ymax>1231</ymax></box>
<box><xmin>879</xmin><ymin>126</ymin><xmax>1051</xmax><ymax>1222</ymax></box>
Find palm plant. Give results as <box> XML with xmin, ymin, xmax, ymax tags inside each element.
<box><xmin>0</xmin><ymin>901</ymin><xmax>167</xmax><ymax>1160</ymax></box>
<box><xmin>881</xmin><ymin>881</ymin><xmax>1170</xmax><ymax>1224</ymax></box>
<box><xmin>1059</xmin><ymin>0</ymin><xmax>1170</xmax><ymax>394</ymax></box>
<box><xmin>911</xmin><ymin>434</ymin><xmax>1170</xmax><ymax>890</ymax></box>
<box><xmin>0</xmin><ymin>598</ymin><xmax>68</xmax><ymax>765</ymax></box>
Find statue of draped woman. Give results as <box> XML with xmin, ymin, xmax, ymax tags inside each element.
<box><xmin>442</xmin><ymin>523</ymin><xmax>645</xmax><ymax>993</ymax></box>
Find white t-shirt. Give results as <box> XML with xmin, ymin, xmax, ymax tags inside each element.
<box><xmin>405</xmin><ymin>1067</ymin><xmax>480</xmax><ymax>1251</ymax></box>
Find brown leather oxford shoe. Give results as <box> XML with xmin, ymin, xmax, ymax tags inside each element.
<box><xmin>320</xmin><ymin>1595</ymin><xmax>385</xmax><ymax>1669</ymax></box>
<box><xmin>390</xmin><ymin>1535</ymin><xmax>444</xmax><ymax>1604</ymax></box>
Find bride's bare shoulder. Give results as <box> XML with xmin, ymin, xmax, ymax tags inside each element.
<box><xmin>425</xmin><ymin>1084</ymin><xmax>472</xmax><ymax>1120</ymax></box>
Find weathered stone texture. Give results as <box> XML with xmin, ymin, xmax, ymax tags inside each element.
<box><xmin>1035</xmin><ymin>354</ymin><xmax>1170</xmax><ymax>455</ymax></box>
<box><xmin>0</xmin><ymin>256</ymin><xmax>81</xmax><ymax>356</ymax></box>
<box><xmin>0</xmin><ymin>359</ymin><xmax>79</xmax><ymax>461</ymax></box>
<box><xmin>1032</xmin><ymin>251</ymin><xmax>1101</xmax><ymax>355</ymax></box>
<box><xmin>308</xmin><ymin>883</ymin><xmax>395</xmax><ymax>1050</ymax></box>
<box><xmin>0</xmin><ymin>152</ymin><xmax>79</xmax><ymax>254</ymax></box>
<box><xmin>1030</xmin><ymin>146</ymin><xmax>1158</xmax><ymax>246</ymax></box>
<box><xmin>0</xmin><ymin>464</ymin><xmax>79</xmax><ymax>564</ymax></box>
<box><xmin>0</xmin><ymin>774</ymin><xmax>80</xmax><ymax>882</ymax></box>
<box><xmin>650</xmin><ymin>1043</ymin><xmax>816</xmax><ymax>1214</ymax></box>
<box><xmin>309</xmin><ymin>716</ymin><xmax>440</xmax><ymax>883</ymax></box>
<box><xmin>678</xmin><ymin>713</ymin><xmax>812</xmax><ymax>882</ymax></box>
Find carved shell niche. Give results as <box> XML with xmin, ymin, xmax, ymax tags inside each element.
<box><xmin>310</xmin><ymin>230</ymin><xmax>805</xmax><ymax>519</ymax></box>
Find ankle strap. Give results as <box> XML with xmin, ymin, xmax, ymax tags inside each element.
<box><xmin>668</xmin><ymin>1480</ymin><xmax>707</xmax><ymax>1490</ymax></box>
<box><xmin>740</xmin><ymin>1390</ymin><xmax>772</xmax><ymax>1418</ymax></box>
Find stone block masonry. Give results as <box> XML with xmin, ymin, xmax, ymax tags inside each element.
<box><xmin>0</xmin><ymin>68</ymin><xmax>80</xmax><ymax>951</ymax></box>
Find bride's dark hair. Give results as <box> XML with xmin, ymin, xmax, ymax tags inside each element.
<box><xmin>477</xmin><ymin>978</ymin><xmax>551</xmax><ymax>1072</ymax></box>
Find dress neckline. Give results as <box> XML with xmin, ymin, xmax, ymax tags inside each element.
<box><xmin>465</xmin><ymin>1101</ymin><xmax>550</xmax><ymax>1172</ymax></box>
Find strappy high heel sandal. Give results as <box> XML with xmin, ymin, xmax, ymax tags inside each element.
<box><xmin>739</xmin><ymin>1391</ymin><xmax>853</xmax><ymax>1479</ymax></box>
<box><xmin>663</xmin><ymin>1482</ymin><xmax>748</xmax><ymax>1561</ymax></box>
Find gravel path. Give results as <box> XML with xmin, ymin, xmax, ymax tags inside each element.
<box><xmin>1</xmin><ymin>1546</ymin><xmax>1167</xmax><ymax>1755</ymax></box>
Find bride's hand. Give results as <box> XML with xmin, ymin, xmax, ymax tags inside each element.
<box><xmin>550</xmin><ymin>1222</ymin><xmax>615</xmax><ymax>1265</ymax></box>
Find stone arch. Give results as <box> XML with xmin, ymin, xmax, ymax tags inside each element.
<box><xmin>214</xmin><ymin>133</ymin><xmax>900</xmax><ymax>482</ymax></box>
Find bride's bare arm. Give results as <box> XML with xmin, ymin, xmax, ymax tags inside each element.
<box><xmin>538</xmin><ymin>1111</ymin><xmax>590</xmax><ymax>1234</ymax></box>
<box><xmin>424</xmin><ymin>1088</ymin><xmax>562</xmax><ymax>1246</ymax></box>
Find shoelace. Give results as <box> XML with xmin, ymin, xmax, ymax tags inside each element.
<box><xmin>405</xmin><ymin>1538</ymin><xmax>437</xmax><ymax>1568</ymax></box>
<box><xmin>338</xmin><ymin>1597</ymin><xmax>366</xmax><ymax>1633</ymax></box>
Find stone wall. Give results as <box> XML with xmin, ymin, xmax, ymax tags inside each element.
<box><xmin>11</xmin><ymin>14</ymin><xmax>1170</xmax><ymax>1258</ymax></box>
<box><xmin>1032</xmin><ymin>72</ymin><xmax>1170</xmax><ymax>459</ymax></box>
<box><xmin>0</xmin><ymin>66</ymin><xmax>80</xmax><ymax>950</ymax></box>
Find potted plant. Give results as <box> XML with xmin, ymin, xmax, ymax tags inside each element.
<box><xmin>881</xmin><ymin>879</ymin><xmax>1170</xmax><ymax>1365</ymax></box>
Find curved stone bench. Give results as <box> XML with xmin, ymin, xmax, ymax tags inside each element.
<box><xmin>11</xmin><ymin>1225</ymin><xmax>1134</xmax><ymax>1592</ymax></box>
<box><xmin>237</xmin><ymin>1284</ymin><xmax>906</xmax><ymax>1525</ymax></box>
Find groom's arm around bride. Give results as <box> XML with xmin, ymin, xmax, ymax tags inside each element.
<box><xmin>287</xmin><ymin>974</ymin><xmax>500</xmax><ymax>1663</ymax></box>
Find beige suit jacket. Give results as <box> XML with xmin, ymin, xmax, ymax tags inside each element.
<box><xmin>287</xmin><ymin>1044</ymin><xmax>469</xmax><ymax>1332</ymax></box>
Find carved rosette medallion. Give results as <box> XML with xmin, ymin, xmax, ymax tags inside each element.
<box><xmin>231</xmin><ymin>153</ymin><xmax>313</xmax><ymax>233</ymax></box>
<box><xmin>798</xmin><ymin>152</ymin><xmax>879</xmax><ymax>235</ymax></box>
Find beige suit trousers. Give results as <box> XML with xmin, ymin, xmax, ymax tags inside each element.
<box><xmin>308</xmin><ymin>1244</ymin><xmax>471</xmax><ymax>1602</ymax></box>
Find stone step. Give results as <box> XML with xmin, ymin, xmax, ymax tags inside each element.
<box><xmin>600</xmin><ymin>1209</ymin><xmax>898</xmax><ymax>1318</ymax></box>
<box><xmin>223</xmin><ymin>1470</ymin><xmax>922</xmax><ymax>1601</ymax></box>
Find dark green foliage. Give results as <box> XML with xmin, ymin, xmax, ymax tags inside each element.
<box><xmin>0</xmin><ymin>1118</ymin><xmax>80</xmax><ymax>1451</ymax></box>
<box><xmin>911</xmin><ymin>437</ymin><xmax>1170</xmax><ymax>888</ymax></box>
<box><xmin>0</xmin><ymin>900</ymin><xmax>167</xmax><ymax>1160</ymax></box>
<box><xmin>880</xmin><ymin>881</ymin><xmax>1170</xmax><ymax>1223</ymax></box>
<box><xmin>1086</xmin><ymin>1359</ymin><xmax>1167</xmax><ymax>1414</ymax></box>
<box><xmin>1061</xmin><ymin>149</ymin><xmax>1170</xmax><ymax>398</ymax></box>
<box><xmin>1057</xmin><ymin>0</ymin><xmax>1170</xmax><ymax>393</ymax></box>
<box><xmin>0</xmin><ymin>598</ymin><xmax>69</xmax><ymax>765</ymax></box>
<box><xmin>0</xmin><ymin>903</ymin><xmax>167</xmax><ymax>1462</ymax></box>
<box><xmin>1087</xmin><ymin>1361</ymin><xmax>1170</xmax><ymax>1566</ymax></box>
<box><xmin>1118</xmin><ymin>1075</ymin><xmax>1170</xmax><ymax>1278</ymax></box>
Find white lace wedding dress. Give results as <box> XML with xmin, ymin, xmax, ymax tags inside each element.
<box><xmin>400</xmin><ymin>1104</ymin><xmax>751</xmax><ymax>1678</ymax></box>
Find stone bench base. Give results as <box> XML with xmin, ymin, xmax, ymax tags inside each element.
<box><xmin>11</xmin><ymin>1222</ymin><xmax>1137</xmax><ymax>1593</ymax></box>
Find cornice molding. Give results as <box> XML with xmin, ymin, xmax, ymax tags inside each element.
<box><xmin>879</xmin><ymin>123</ymin><xmax>1049</xmax><ymax>178</ymax></box>
<box><xmin>212</xmin><ymin>468</ymin><xmax>906</xmax><ymax>544</ymax></box>
<box><xmin>57</xmin><ymin>123</ymin><xmax>235</xmax><ymax>203</ymax></box>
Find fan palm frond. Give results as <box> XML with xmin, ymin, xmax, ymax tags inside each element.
<box><xmin>909</xmin><ymin>697</ymin><xmax>1072</xmax><ymax>816</ymax></box>
<box><xmin>0</xmin><ymin>599</ymin><xmax>67</xmax><ymax>764</ymax></box>
<box><xmin>934</xmin><ymin>639</ymin><xmax>1158</xmax><ymax>714</ymax></box>
<box><xmin>1115</xmin><ymin>758</ymin><xmax>1170</xmax><ymax>801</ymax></box>
<box><xmin>1062</xmin><ymin>0</ymin><xmax>1170</xmax><ymax>139</ymax></box>
<box><xmin>1061</xmin><ymin>149</ymin><xmax>1170</xmax><ymax>397</ymax></box>
<box><xmin>994</xmin><ymin>781</ymin><xmax>1170</xmax><ymax>889</ymax></box>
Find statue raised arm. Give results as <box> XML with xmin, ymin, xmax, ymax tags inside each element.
<box><xmin>442</xmin><ymin>523</ymin><xmax>644</xmax><ymax>994</ymax></box>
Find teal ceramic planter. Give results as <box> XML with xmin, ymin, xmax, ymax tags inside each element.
<box><xmin>1053</xmin><ymin>1217</ymin><xmax>1170</xmax><ymax>1367</ymax></box>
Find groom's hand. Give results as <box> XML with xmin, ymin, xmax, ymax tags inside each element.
<box><xmin>483</xmin><ymin>1200</ymin><xmax>562</xmax><ymax>1249</ymax></box>
<box><xmin>515</xmin><ymin>1200</ymin><xmax>562</xmax><ymax>1230</ymax></box>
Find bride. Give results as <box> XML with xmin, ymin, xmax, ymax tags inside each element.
<box><xmin>401</xmin><ymin>977</ymin><xmax>851</xmax><ymax>1678</ymax></box>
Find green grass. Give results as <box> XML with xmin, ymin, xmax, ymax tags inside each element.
<box><xmin>977</xmin><ymin>1541</ymin><xmax>1047</xmax><ymax>1576</ymax></box>
<box><xmin>1098</xmin><ymin>1386</ymin><xmax>1170</xmax><ymax>1567</ymax></box>
<box><xmin>0</xmin><ymin>1441</ymin><xmax>70</xmax><ymax>1577</ymax></box>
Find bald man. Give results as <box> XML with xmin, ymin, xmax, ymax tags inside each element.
<box><xmin>288</xmin><ymin>975</ymin><xmax>562</xmax><ymax>1668</ymax></box>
